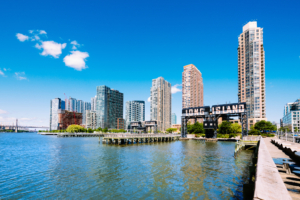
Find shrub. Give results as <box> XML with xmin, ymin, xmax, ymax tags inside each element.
<box><xmin>248</xmin><ymin>129</ymin><xmax>261</xmax><ymax>135</ymax></box>
<box><xmin>229</xmin><ymin>133</ymin><xmax>237</xmax><ymax>138</ymax></box>
<box><xmin>66</xmin><ymin>124</ymin><xmax>85</xmax><ymax>133</ymax></box>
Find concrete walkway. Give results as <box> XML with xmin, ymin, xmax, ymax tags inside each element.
<box><xmin>264</xmin><ymin>138</ymin><xmax>300</xmax><ymax>200</ymax></box>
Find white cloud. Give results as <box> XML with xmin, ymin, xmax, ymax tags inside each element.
<box><xmin>31</xmin><ymin>35</ymin><xmax>40</xmax><ymax>41</ymax></box>
<box><xmin>63</xmin><ymin>51</ymin><xmax>89</xmax><ymax>71</ymax></box>
<box><xmin>70</xmin><ymin>40</ymin><xmax>80</xmax><ymax>50</ymax></box>
<box><xmin>16</xmin><ymin>33</ymin><xmax>29</xmax><ymax>42</ymax></box>
<box><xmin>147</xmin><ymin>97</ymin><xmax>151</xmax><ymax>102</ymax></box>
<box><xmin>3</xmin><ymin>68</ymin><xmax>7</xmax><ymax>71</ymax></box>
<box><xmin>15</xmin><ymin>72</ymin><xmax>27</xmax><ymax>80</ymax></box>
<box><xmin>0</xmin><ymin>109</ymin><xmax>8</xmax><ymax>114</ymax></box>
<box><xmin>39</xmin><ymin>30</ymin><xmax>47</xmax><ymax>34</ymax></box>
<box><xmin>171</xmin><ymin>84</ymin><xmax>182</xmax><ymax>94</ymax></box>
<box><xmin>0</xmin><ymin>69</ymin><xmax>4</xmax><ymax>76</ymax></box>
<box><xmin>36</xmin><ymin>41</ymin><xmax>67</xmax><ymax>58</ymax></box>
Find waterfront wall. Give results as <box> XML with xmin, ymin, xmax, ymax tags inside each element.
<box><xmin>253</xmin><ymin>138</ymin><xmax>292</xmax><ymax>200</ymax></box>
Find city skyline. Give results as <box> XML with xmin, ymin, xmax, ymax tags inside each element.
<box><xmin>1</xmin><ymin>0</ymin><xmax>300</xmax><ymax>127</ymax></box>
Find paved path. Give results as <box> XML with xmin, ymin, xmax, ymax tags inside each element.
<box><xmin>264</xmin><ymin>138</ymin><xmax>300</xmax><ymax>200</ymax></box>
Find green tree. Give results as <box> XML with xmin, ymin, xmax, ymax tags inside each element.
<box><xmin>87</xmin><ymin>128</ymin><xmax>93</xmax><ymax>133</ymax></box>
<box><xmin>193</xmin><ymin>122</ymin><xmax>204</xmax><ymax>134</ymax></box>
<box><xmin>231</xmin><ymin>123</ymin><xmax>242</xmax><ymax>134</ymax></box>
<box><xmin>66</xmin><ymin>124</ymin><xmax>85</xmax><ymax>133</ymax></box>
<box><xmin>254</xmin><ymin>120</ymin><xmax>276</xmax><ymax>133</ymax></box>
<box><xmin>218</xmin><ymin>121</ymin><xmax>232</xmax><ymax>134</ymax></box>
<box><xmin>187</xmin><ymin>122</ymin><xmax>194</xmax><ymax>134</ymax></box>
<box><xmin>166</xmin><ymin>128</ymin><xmax>177</xmax><ymax>133</ymax></box>
<box><xmin>103</xmin><ymin>127</ymin><xmax>108</xmax><ymax>133</ymax></box>
<box><xmin>295</xmin><ymin>127</ymin><xmax>299</xmax><ymax>132</ymax></box>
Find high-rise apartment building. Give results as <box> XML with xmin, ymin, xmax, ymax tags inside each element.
<box><xmin>150</xmin><ymin>77</ymin><xmax>171</xmax><ymax>131</ymax></box>
<box><xmin>91</xmin><ymin>96</ymin><xmax>97</xmax><ymax>111</ymax></box>
<box><xmin>50</xmin><ymin>98</ymin><xmax>65</xmax><ymax>131</ymax></box>
<box><xmin>66</xmin><ymin>97</ymin><xmax>77</xmax><ymax>112</ymax></box>
<box><xmin>96</xmin><ymin>85</ymin><xmax>124</xmax><ymax>129</ymax></box>
<box><xmin>282</xmin><ymin>99</ymin><xmax>300</xmax><ymax>132</ymax></box>
<box><xmin>125</xmin><ymin>100</ymin><xmax>145</xmax><ymax>129</ymax></box>
<box><xmin>82</xmin><ymin>102</ymin><xmax>91</xmax><ymax>125</ymax></box>
<box><xmin>172</xmin><ymin>113</ymin><xmax>177</xmax><ymax>125</ymax></box>
<box><xmin>238</xmin><ymin>21</ymin><xmax>266</xmax><ymax>128</ymax></box>
<box><xmin>86</xmin><ymin>110</ymin><xmax>97</xmax><ymax>129</ymax></box>
<box><xmin>77</xmin><ymin>100</ymin><xmax>84</xmax><ymax>113</ymax></box>
<box><xmin>182</xmin><ymin>64</ymin><xmax>203</xmax><ymax>109</ymax></box>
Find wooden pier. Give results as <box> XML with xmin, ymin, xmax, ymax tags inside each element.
<box><xmin>57</xmin><ymin>133</ymin><xmax>105</xmax><ymax>137</ymax></box>
<box><xmin>102</xmin><ymin>134</ymin><xmax>181</xmax><ymax>145</ymax></box>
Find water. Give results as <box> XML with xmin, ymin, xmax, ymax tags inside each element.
<box><xmin>0</xmin><ymin>133</ymin><xmax>253</xmax><ymax>199</ymax></box>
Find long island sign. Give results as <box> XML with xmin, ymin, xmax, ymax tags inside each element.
<box><xmin>182</xmin><ymin>103</ymin><xmax>246</xmax><ymax>117</ymax></box>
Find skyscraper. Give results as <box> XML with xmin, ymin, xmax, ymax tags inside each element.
<box><xmin>125</xmin><ymin>101</ymin><xmax>145</xmax><ymax>129</ymax></box>
<box><xmin>66</xmin><ymin>97</ymin><xmax>77</xmax><ymax>112</ymax></box>
<box><xmin>82</xmin><ymin>102</ymin><xmax>91</xmax><ymax>125</ymax></box>
<box><xmin>77</xmin><ymin>100</ymin><xmax>84</xmax><ymax>113</ymax></box>
<box><xmin>172</xmin><ymin>113</ymin><xmax>177</xmax><ymax>125</ymax></box>
<box><xmin>96</xmin><ymin>85</ymin><xmax>123</xmax><ymax>129</ymax></box>
<box><xmin>238</xmin><ymin>21</ymin><xmax>266</xmax><ymax>128</ymax></box>
<box><xmin>91</xmin><ymin>95</ymin><xmax>97</xmax><ymax>111</ymax></box>
<box><xmin>182</xmin><ymin>64</ymin><xmax>203</xmax><ymax>109</ymax></box>
<box><xmin>150</xmin><ymin>77</ymin><xmax>171</xmax><ymax>131</ymax></box>
<box><xmin>50</xmin><ymin>98</ymin><xmax>64</xmax><ymax>131</ymax></box>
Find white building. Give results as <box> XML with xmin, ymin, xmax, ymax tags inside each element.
<box><xmin>50</xmin><ymin>98</ymin><xmax>64</xmax><ymax>131</ymax></box>
<box><xmin>150</xmin><ymin>77</ymin><xmax>171</xmax><ymax>131</ymax></box>
<box><xmin>86</xmin><ymin>110</ymin><xmax>97</xmax><ymax>129</ymax></box>
<box><xmin>125</xmin><ymin>101</ymin><xmax>145</xmax><ymax>129</ymax></box>
<box><xmin>282</xmin><ymin>99</ymin><xmax>300</xmax><ymax>132</ymax></box>
<box><xmin>91</xmin><ymin>96</ymin><xmax>97</xmax><ymax>111</ymax></box>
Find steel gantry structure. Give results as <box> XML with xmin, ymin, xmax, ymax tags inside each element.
<box><xmin>181</xmin><ymin>102</ymin><xmax>248</xmax><ymax>138</ymax></box>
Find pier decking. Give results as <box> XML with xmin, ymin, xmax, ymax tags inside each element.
<box><xmin>103</xmin><ymin>134</ymin><xmax>181</xmax><ymax>145</ymax></box>
<box><xmin>57</xmin><ymin>133</ymin><xmax>105</xmax><ymax>137</ymax></box>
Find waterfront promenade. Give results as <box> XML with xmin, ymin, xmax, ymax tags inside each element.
<box><xmin>262</xmin><ymin>138</ymin><xmax>300</xmax><ymax>200</ymax></box>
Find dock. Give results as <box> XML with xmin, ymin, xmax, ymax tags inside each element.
<box><xmin>102</xmin><ymin>134</ymin><xmax>181</xmax><ymax>145</ymax></box>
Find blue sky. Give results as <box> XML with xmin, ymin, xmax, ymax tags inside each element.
<box><xmin>0</xmin><ymin>0</ymin><xmax>299</xmax><ymax>127</ymax></box>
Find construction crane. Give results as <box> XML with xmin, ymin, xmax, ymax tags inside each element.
<box><xmin>64</xmin><ymin>93</ymin><xmax>77</xmax><ymax>125</ymax></box>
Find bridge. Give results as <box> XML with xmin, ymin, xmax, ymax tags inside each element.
<box><xmin>0</xmin><ymin>119</ymin><xmax>49</xmax><ymax>132</ymax></box>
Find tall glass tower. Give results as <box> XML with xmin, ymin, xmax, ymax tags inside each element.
<box><xmin>96</xmin><ymin>85</ymin><xmax>123</xmax><ymax>129</ymax></box>
<box><xmin>238</xmin><ymin>21</ymin><xmax>266</xmax><ymax>128</ymax></box>
<box><xmin>172</xmin><ymin>113</ymin><xmax>177</xmax><ymax>125</ymax></box>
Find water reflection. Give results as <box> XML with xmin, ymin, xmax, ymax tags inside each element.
<box><xmin>0</xmin><ymin>133</ymin><xmax>253</xmax><ymax>199</ymax></box>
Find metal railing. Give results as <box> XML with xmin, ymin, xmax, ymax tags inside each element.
<box><xmin>278</xmin><ymin>132</ymin><xmax>300</xmax><ymax>143</ymax></box>
<box><xmin>242</xmin><ymin>136</ymin><xmax>260</xmax><ymax>141</ymax></box>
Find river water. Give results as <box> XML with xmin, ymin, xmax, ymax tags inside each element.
<box><xmin>0</xmin><ymin>133</ymin><xmax>253</xmax><ymax>199</ymax></box>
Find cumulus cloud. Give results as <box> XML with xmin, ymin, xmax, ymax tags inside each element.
<box><xmin>63</xmin><ymin>51</ymin><xmax>89</xmax><ymax>71</ymax></box>
<box><xmin>15</xmin><ymin>72</ymin><xmax>27</xmax><ymax>80</ymax></box>
<box><xmin>0</xmin><ymin>69</ymin><xmax>4</xmax><ymax>76</ymax></box>
<box><xmin>71</xmin><ymin>40</ymin><xmax>80</xmax><ymax>50</ymax></box>
<box><xmin>148</xmin><ymin>97</ymin><xmax>151</xmax><ymax>102</ymax></box>
<box><xmin>39</xmin><ymin>30</ymin><xmax>47</xmax><ymax>34</ymax></box>
<box><xmin>0</xmin><ymin>109</ymin><xmax>8</xmax><ymax>114</ymax></box>
<box><xmin>16</xmin><ymin>33</ymin><xmax>29</xmax><ymax>42</ymax></box>
<box><xmin>171</xmin><ymin>84</ymin><xmax>182</xmax><ymax>94</ymax></box>
<box><xmin>36</xmin><ymin>41</ymin><xmax>67</xmax><ymax>58</ymax></box>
